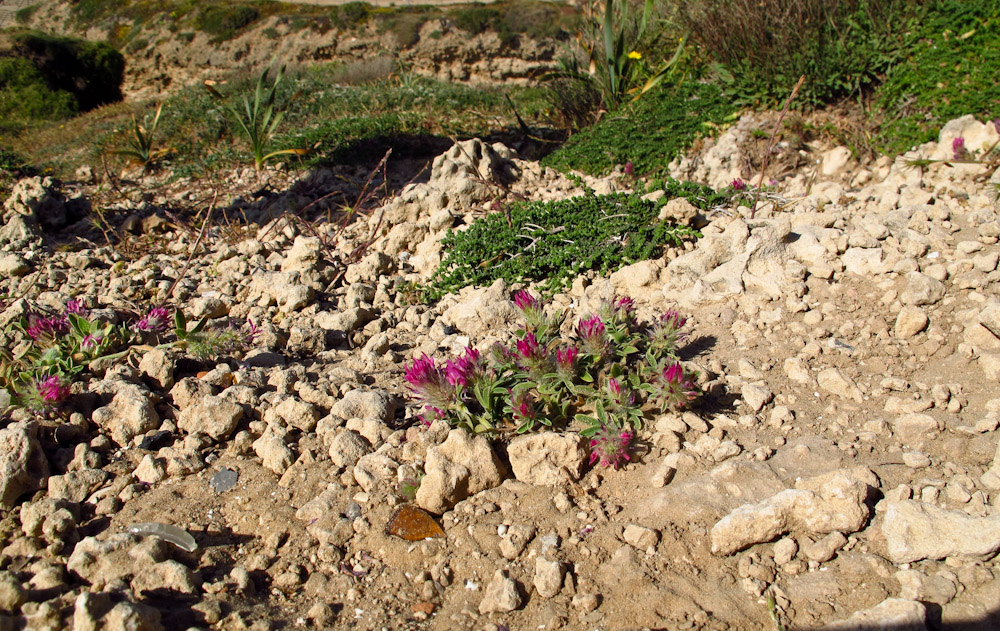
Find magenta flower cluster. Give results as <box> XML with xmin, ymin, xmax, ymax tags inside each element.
<box><xmin>589</xmin><ymin>425</ymin><xmax>635</xmax><ymax>469</ymax></box>
<box><xmin>137</xmin><ymin>306</ymin><xmax>172</xmax><ymax>333</ymax></box>
<box><xmin>23</xmin><ymin>375</ymin><xmax>70</xmax><ymax>413</ymax></box>
<box><xmin>401</xmin><ymin>289</ymin><xmax>701</xmax><ymax>469</ymax></box>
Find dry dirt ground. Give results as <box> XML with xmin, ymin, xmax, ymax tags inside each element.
<box><xmin>2</xmin><ymin>111</ymin><xmax>1000</xmax><ymax>631</ymax></box>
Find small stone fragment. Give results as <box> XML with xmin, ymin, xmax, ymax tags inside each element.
<box><xmin>478</xmin><ymin>570</ymin><xmax>522</xmax><ymax>614</ymax></box>
<box><xmin>533</xmin><ymin>557</ymin><xmax>564</xmax><ymax>599</ymax></box>
<box><xmin>210</xmin><ymin>468</ymin><xmax>239</xmax><ymax>493</ymax></box>
<box><xmin>623</xmin><ymin>524</ymin><xmax>660</xmax><ymax>550</ymax></box>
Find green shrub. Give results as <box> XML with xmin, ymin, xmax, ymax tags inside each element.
<box><xmin>451</xmin><ymin>5</ymin><xmax>501</xmax><ymax>35</ymax></box>
<box><xmin>70</xmin><ymin>0</ymin><xmax>127</xmax><ymax>24</ymax></box>
<box><xmin>429</xmin><ymin>189</ymin><xmax>703</xmax><ymax>297</ymax></box>
<box><xmin>378</xmin><ymin>12</ymin><xmax>427</xmax><ymax>48</ymax></box>
<box><xmin>542</xmin><ymin>82</ymin><xmax>734</xmax><ymax>176</ymax></box>
<box><xmin>15</xmin><ymin>5</ymin><xmax>39</xmax><ymax>25</ymax></box>
<box><xmin>874</xmin><ymin>0</ymin><xmax>1000</xmax><ymax>154</ymax></box>
<box><xmin>673</xmin><ymin>0</ymin><xmax>925</xmax><ymax>107</ymax></box>
<box><xmin>335</xmin><ymin>2</ymin><xmax>371</xmax><ymax>27</ymax></box>
<box><xmin>196</xmin><ymin>4</ymin><xmax>260</xmax><ymax>42</ymax></box>
<box><xmin>0</xmin><ymin>147</ymin><xmax>31</xmax><ymax>172</ymax></box>
<box><xmin>10</xmin><ymin>31</ymin><xmax>124</xmax><ymax>111</ymax></box>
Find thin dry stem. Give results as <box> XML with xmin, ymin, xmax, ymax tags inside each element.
<box><xmin>751</xmin><ymin>75</ymin><xmax>805</xmax><ymax>219</ymax></box>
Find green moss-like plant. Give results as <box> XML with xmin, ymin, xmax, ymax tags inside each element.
<box><xmin>428</xmin><ymin>186</ymin><xmax>709</xmax><ymax>298</ymax></box>
<box><xmin>874</xmin><ymin>0</ymin><xmax>1000</xmax><ymax>154</ymax></box>
<box><xmin>541</xmin><ymin>81</ymin><xmax>734</xmax><ymax>176</ymax></box>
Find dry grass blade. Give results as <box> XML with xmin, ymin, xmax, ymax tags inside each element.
<box><xmin>751</xmin><ymin>75</ymin><xmax>804</xmax><ymax>219</ymax></box>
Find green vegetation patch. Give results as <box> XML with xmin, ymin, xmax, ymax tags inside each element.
<box><xmin>429</xmin><ymin>186</ymin><xmax>707</xmax><ymax>298</ymax></box>
<box><xmin>874</xmin><ymin>0</ymin><xmax>1000</xmax><ymax>154</ymax></box>
<box><xmin>196</xmin><ymin>4</ymin><xmax>261</xmax><ymax>42</ymax></box>
<box><xmin>0</xmin><ymin>31</ymin><xmax>124</xmax><ymax>131</ymax></box>
<box><xmin>541</xmin><ymin>82</ymin><xmax>734</xmax><ymax>176</ymax></box>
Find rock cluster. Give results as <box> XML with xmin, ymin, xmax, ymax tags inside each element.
<box><xmin>1</xmin><ymin>114</ymin><xmax>1000</xmax><ymax>630</ymax></box>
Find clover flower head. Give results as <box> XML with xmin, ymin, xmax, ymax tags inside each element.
<box><xmin>624</xmin><ymin>161</ymin><xmax>634</xmax><ymax>177</ymax></box>
<box><xmin>614</xmin><ymin>296</ymin><xmax>635</xmax><ymax>317</ymax></box>
<box><xmin>650</xmin><ymin>309</ymin><xmax>688</xmax><ymax>353</ymax></box>
<box><xmin>405</xmin><ymin>353</ymin><xmax>454</xmax><ymax>409</ymax></box>
<box><xmin>80</xmin><ymin>334</ymin><xmax>103</xmax><ymax>350</ymax></box>
<box><xmin>607</xmin><ymin>377</ymin><xmax>635</xmax><ymax>408</ymax></box>
<box><xmin>555</xmin><ymin>346</ymin><xmax>578</xmax><ymax>377</ymax></box>
<box><xmin>576</xmin><ymin>315</ymin><xmax>606</xmax><ymax>354</ymax></box>
<box><xmin>445</xmin><ymin>347</ymin><xmax>483</xmax><ymax>388</ymax></box>
<box><xmin>137</xmin><ymin>306</ymin><xmax>171</xmax><ymax>333</ymax></box>
<box><xmin>244</xmin><ymin>318</ymin><xmax>261</xmax><ymax>345</ymax></box>
<box><xmin>952</xmin><ymin>136</ymin><xmax>969</xmax><ymax>160</ymax></box>
<box><xmin>509</xmin><ymin>389</ymin><xmax>537</xmax><ymax>423</ymax></box>
<box><xmin>26</xmin><ymin>314</ymin><xmax>69</xmax><ymax>341</ymax></box>
<box><xmin>731</xmin><ymin>178</ymin><xmax>746</xmax><ymax>191</ymax></box>
<box><xmin>418</xmin><ymin>405</ymin><xmax>446</xmax><ymax>428</ymax></box>
<box><xmin>514</xmin><ymin>290</ymin><xmax>540</xmax><ymax>313</ymax></box>
<box><xmin>65</xmin><ymin>299</ymin><xmax>88</xmax><ymax>316</ymax></box>
<box><xmin>656</xmin><ymin>361</ymin><xmax>700</xmax><ymax>410</ymax></box>
<box><xmin>516</xmin><ymin>332</ymin><xmax>544</xmax><ymax>362</ymax></box>
<box><xmin>25</xmin><ymin>375</ymin><xmax>70</xmax><ymax>412</ymax></box>
<box><xmin>589</xmin><ymin>425</ymin><xmax>634</xmax><ymax>469</ymax></box>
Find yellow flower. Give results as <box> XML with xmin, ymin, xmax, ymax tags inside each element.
<box><xmin>628</xmin><ymin>51</ymin><xmax>642</xmax><ymax>60</ymax></box>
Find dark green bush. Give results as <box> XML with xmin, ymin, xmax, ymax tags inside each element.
<box><xmin>15</xmin><ymin>5</ymin><xmax>39</xmax><ymax>25</ymax></box>
<box><xmin>8</xmin><ymin>31</ymin><xmax>124</xmax><ymax>112</ymax></box>
<box><xmin>377</xmin><ymin>12</ymin><xmax>427</xmax><ymax>48</ymax></box>
<box><xmin>196</xmin><ymin>4</ymin><xmax>260</xmax><ymax>41</ymax></box>
<box><xmin>429</xmin><ymin>190</ymin><xmax>703</xmax><ymax>297</ymax></box>
<box><xmin>874</xmin><ymin>0</ymin><xmax>1000</xmax><ymax>154</ymax></box>
<box><xmin>542</xmin><ymin>82</ymin><xmax>734</xmax><ymax>176</ymax></box>
<box><xmin>70</xmin><ymin>0</ymin><xmax>127</xmax><ymax>24</ymax></box>
<box><xmin>335</xmin><ymin>2</ymin><xmax>371</xmax><ymax>27</ymax></box>
<box><xmin>451</xmin><ymin>5</ymin><xmax>501</xmax><ymax>35</ymax></box>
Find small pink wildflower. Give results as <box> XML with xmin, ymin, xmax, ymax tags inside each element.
<box><xmin>576</xmin><ymin>315</ymin><xmax>606</xmax><ymax>354</ymax></box>
<box><xmin>80</xmin><ymin>334</ymin><xmax>103</xmax><ymax>350</ymax></box>
<box><xmin>25</xmin><ymin>375</ymin><xmax>70</xmax><ymax>412</ymax></box>
<box><xmin>588</xmin><ymin>425</ymin><xmax>634</xmax><ymax>469</ymax></box>
<box><xmin>444</xmin><ymin>347</ymin><xmax>483</xmax><ymax>388</ymax></box>
<box><xmin>65</xmin><ymin>299</ymin><xmax>88</xmax><ymax>316</ymax></box>
<box><xmin>509</xmin><ymin>389</ymin><xmax>537</xmax><ymax>424</ymax></box>
<box><xmin>952</xmin><ymin>137</ymin><xmax>969</xmax><ymax>161</ymax></box>
<box><xmin>515</xmin><ymin>332</ymin><xmax>544</xmax><ymax>362</ymax></box>
<box><xmin>137</xmin><ymin>306</ymin><xmax>171</xmax><ymax>333</ymax></box>
<box><xmin>25</xmin><ymin>314</ymin><xmax>68</xmax><ymax>341</ymax></box>
<box><xmin>624</xmin><ymin>161</ymin><xmax>634</xmax><ymax>177</ymax></box>
<box><xmin>555</xmin><ymin>346</ymin><xmax>578</xmax><ymax>378</ymax></box>
<box><xmin>731</xmin><ymin>178</ymin><xmax>746</xmax><ymax>191</ymax></box>
<box><xmin>405</xmin><ymin>354</ymin><xmax>455</xmax><ymax>411</ymax></box>
<box><xmin>513</xmin><ymin>290</ymin><xmax>544</xmax><ymax>329</ymax></box>
<box><xmin>657</xmin><ymin>361</ymin><xmax>699</xmax><ymax>410</ymax></box>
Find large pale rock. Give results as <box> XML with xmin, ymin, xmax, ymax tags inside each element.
<box><xmin>894</xmin><ymin>305</ymin><xmax>929</xmax><ymax>338</ymax></box>
<box><xmin>441</xmin><ymin>278</ymin><xmax>520</xmax><ymax>338</ymax></box>
<box><xmin>821</xmin><ymin>598</ymin><xmax>926</xmax><ymax>631</ymax></box>
<box><xmin>252</xmin><ymin>426</ymin><xmax>294</xmax><ymax>475</ymax></box>
<box><xmin>328</xmin><ymin>430</ymin><xmax>373</xmax><ymax>469</ymax></box>
<box><xmin>507</xmin><ymin>433</ymin><xmax>586</xmax><ymax>485</ymax></box>
<box><xmin>91</xmin><ymin>382</ymin><xmax>160</xmax><ymax>447</ymax></box>
<box><xmin>478</xmin><ymin>570</ymin><xmax>523</xmax><ymax>614</ymax></box>
<box><xmin>73</xmin><ymin>591</ymin><xmax>164</xmax><ymax>631</ymax></box>
<box><xmin>68</xmin><ymin>535</ymin><xmax>168</xmax><ymax>590</ymax></box>
<box><xmin>281</xmin><ymin>236</ymin><xmax>323</xmax><ymax>273</ymax></box>
<box><xmin>817</xmin><ymin>368</ymin><xmax>863</xmax><ymax>402</ymax></box>
<box><xmin>0</xmin><ymin>421</ymin><xmax>49</xmax><ymax>510</ymax></box>
<box><xmin>880</xmin><ymin>500</ymin><xmax>1000</xmax><ymax>563</ymax></box>
<box><xmin>981</xmin><ymin>439</ymin><xmax>1000</xmax><ymax>490</ymax></box>
<box><xmin>899</xmin><ymin>272</ymin><xmax>945</xmax><ymax>306</ymax></box>
<box><xmin>416</xmin><ymin>429</ymin><xmax>506</xmax><ymax>514</ymax></box>
<box><xmin>533</xmin><ymin>557</ymin><xmax>564</xmax><ymax>599</ymax></box>
<box><xmin>710</xmin><ymin>467</ymin><xmax>879</xmax><ymax>556</ymax></box>
<box><xmin>176</xmin><ymin>395</ymin><xmax>243</xmax><ymax>440</ymax></box>
<box><xmin>892</xmin><ymin>413</ymin><xmax>942</xmax><ymax>446</ymax></box>
<box><xmin>330</xmin><ymin>389</ymin><xmax>397</xmax><ymax>423</ymax></box>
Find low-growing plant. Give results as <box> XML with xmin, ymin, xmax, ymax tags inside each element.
<box><xmin>196</xmin><ymin>4</ymin><xmax>260</xmax><ymax>42</ymax></box>
<box><xmin>541</xmin><ymin>81</ymin><xmax>734</xmax><ymax>176</ymax></box>
<box><xmin>873</xmin><ymin>0</ymin><xmax>1000</xmax><ymax>154</ymax></box>
<box><xmin>204</xmin><ymin>64</ymin><xmax>307</xmax><ymax>170</ymax></box>
<box><xmin>403</xmin><ymin>291</ymin><xmax>701</xmax><ymax>468</ymax></box>
<box><xmin>428</xmin><ymin>189</ymin><xmax>702</xmax><ymax>298</ymax></box>
<box><xmin>110</xmin><ymin>103</ymin><xmax>170</xmax><ymax>169</ymax></box>
<box><xmin>0</xmin><ymin>299</ymin><xmax>259</xmax><ymax>419</ymax></box>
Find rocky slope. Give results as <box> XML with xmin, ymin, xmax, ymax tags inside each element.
<box><xmin>15</xmin><ymin>0</ymin><xmax>562</xmax><ymax>102</ymax></box>
<box><xmin>1</xmin><ymin>113</ymin><xmax>1000</xmax><ymax>631</ymax></box>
